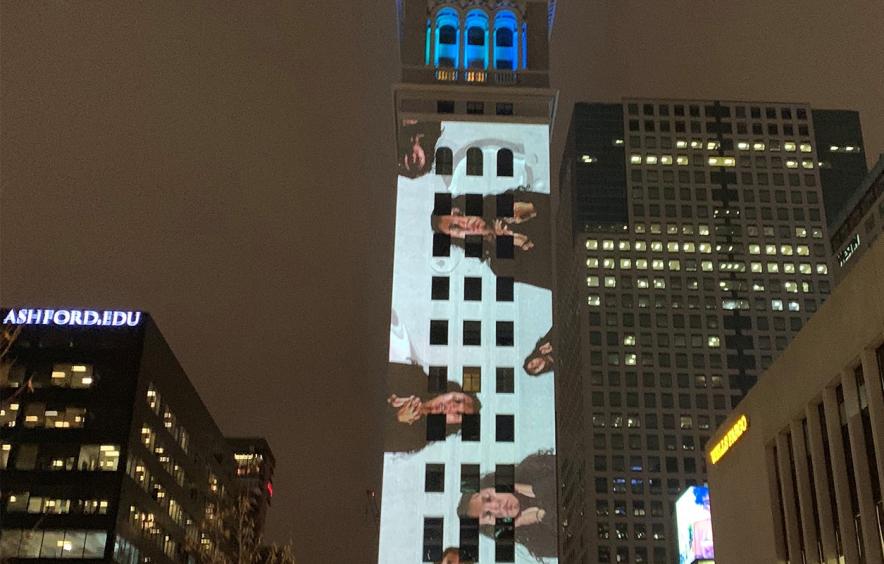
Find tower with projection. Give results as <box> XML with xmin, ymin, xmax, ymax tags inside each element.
<box><xmin>381</xmin><ymin>1</ymin><xmax>559</xmax><ymax>562</ymax></box>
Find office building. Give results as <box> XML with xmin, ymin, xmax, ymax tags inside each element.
<box><xmin>228</xmin><ymin>437</ymin><xmax>276</xmax><ymax>536</ymax></box>
<box><xmin>811</xmin><ymin>109</ymin><xmax>868</xmax><ymax>227</ymax></box>
<box><xmin>829</xmin><ymin>155</ymin><xmax>884</xmax><ymax>283</ymax></box>
<box><xmin>707</xmin><ymin>236</ymin><xmax>884</xmax><ymax>564</ymax></box>
<box><xmin>556</xmin><ymin>99</ymin><xmax>868</xmax><ymax>563</ymax></box>
<box><xmin>0</xmin><ymin>308</ymin><xmax>261</xmax><ymax>563</ymax></box>
<box><xmin>379</xmin><ymin>1</ymin><xmax>559</xmax><ymax>562</ymax></box>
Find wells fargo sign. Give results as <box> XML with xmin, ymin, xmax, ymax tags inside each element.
<box><xmin>710</xmin><ymin>414</ymin><xmax>748</xmax><ymax>464</ymax></box>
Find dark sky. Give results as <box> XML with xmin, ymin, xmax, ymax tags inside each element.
<box><xmin>1</xmin><ymin>1</ymin><xmax>881</xmax><ymax>561</ymax></box>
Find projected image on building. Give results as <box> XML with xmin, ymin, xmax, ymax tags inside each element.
<box><xmin>381</xmin><ymin>119</ymin><xmax>557</xmax><ymax>563</ymax></box>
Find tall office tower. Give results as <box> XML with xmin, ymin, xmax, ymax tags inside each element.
<box><xmin>811</xmin><ymin>109</ymin><xmax>868</xmax><ymax>227</ymax></box>
<box><xmin>228</xmin><ymin>437</ymin><xmax>276</xmax><ymax>538</ymax></box>
<box><xmin>380</xmin><ymin>2</ymin><xmax>559</xmax><ymax>562</ymax></box>
<box><xmin>556</xmin><ymin>99</ymin><xmax>869</xmax><ymax>564</ymax></box>
<box><xmin>0</xmin><ymin>307</ymin><xmax>242</xmax><ymax>564</ymax></box>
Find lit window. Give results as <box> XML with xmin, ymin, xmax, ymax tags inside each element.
<box><xmin>699</xmin><ymin>243</ymin><xmax>712</xmax><ymax>254</ymax></box>
<box><xmin>650</xmin><ymin>241</ymin><xmax>663</xmax><ymax>252</ymax></box>
<box><xmin>767</xmin><ymin>262</ymin><xmax>779</xmax><ymax>273</ymax></box>
<box><xmin>676</xmin><ymin>155</ymin><xmax>689</xmax><ymax>165</ymax></box>
<box><xmin>799</xmin><ymin>263</ymin><xmax>811</xmax><ymax>274</ymax></box>
<box><xmin>795</xmin><ymin>227</ymin><xmax>807</xmax><ymax>238</ymax></box>
<box><xmin>645</xmin><ymin>155</ymin><xmax>658</xmax><ymax>165</ymax></box>
<box><xmin>780</xmin><ymin>245</ymin><xmax>793</xmax><ymax>256</ymax></box>
<box><xmin>623</xmin><ymin>335</ymin><xmax>636</xmax><ymax>346</ymax></box>
<box><xmin>618</xmin><ymin>241</ymin><xmax>631</xmax><ymax>251</ymax></box>
<box><xmin>660</xmin><ymin>155</ymin><xmax>673</xmax><ymax>165</ymax></box>
<box><xmin>811</xmin><ymin>228</ymin><xmax>823</xmax><ymax>239</ymax></box>
<box><xmin>637</xmin><ymin>278</ymin><xmax>649</xmax><ymax>288</ymax></box>
<box><xmin>771</xmin><ymin>300</ymin><xmax>784</xmax><ymax>311</ymax></box>
<box><xmin>603</xmin><ymin>258</ymin><xmax>616</xmax><ymax>269</ymax></box>
<box><xmin>737</xmin><ymin>141</ymin><xmax>750</xmax><ymax>150</ymax></box>
<box><xmin>620</xmin><ymin>258</ymin><xmax>632</xmax><ymax>269</ymax></box>
<box><xmin>799</xmin><ymin>143</ymin><xmax>812</xmax><ymax>153</ymax></box>
<box><xmin>588</xmin><ymin>295</ymin><xmax>600</xmax><ymax>307</ymax></box>
<box><xmin>706</xmin><ymin>141</ymin><xmax>720</xmax><ymax>150</ymax></box>
<box><xmin>752</xmin><ymin>141</ymin><xmax>765</xmax><ymax>151</ymax></box>
<box><xmin>701</xmin><ymin>261</ymin><xmax>713</xmax><ymax>271</ymax></box>
<box><xmin>653</xmin><ymin>278</ymin><xmax>666</xmax><ymax>289</ymax></box>
<box><xmin>765</xmin><ymin>244</ymin><xmax>777</xmax><ymax>255</ymax></box>
<box><xmin>683</xmin><ymin>242</ymin><xmax>696</xmax><ymax>252</ymax></box>
<box><xmin>625</xmin><ymin>354</ymin><xmax>637</xmax><ymax>366</ymax></box>
<box><xmin>784</xmin><ymin>281</ymin><xmax>798</xmax><ymax>293</ymax></box>
<box><xmin>797</xmin><ymin>245</ymin><xmax>810</xmax><ymax>256</ymax></box>
<box><xmin>816</xmin><ymin>263</ymin><xmax>828</xmax><ymax>274</ymax></box>
<box><xmin>708</xmin><ymin>156</ymin><xmax>736</xmax><ymax>167</ymax></box>
<box><xmin>690</xmin><ymin>140</ymin><xmax>703</xmax><ymax>149</ymax></box>
<box><xmin>587</xmin><ymin>257</ymin><xmax>599</xmax><ymax>268</ymax></box>
<box><xmin>698</xmin><ymin>225</ymin><xmax>710</xmax><ymax>235</ymax></box>
<box><xmin>667</xmin><ymin>242</ymin><xmax>679</xmax><ymax>252</ymax></box>
<box><xmin>801</xmin><ymin>159</ymin><xmax>814</xmax><ymax>169</ymax></box>
<box><xmin>635</xmin><ymin>241</ymin><xmax>647</xmax><ymax>251</ymax></box>
<box><xmin>752</xmin><ymin>281</ymin><xmax>765</xmax><ymax>291</ymax></box>
<box><xmin>668</xmin><ymin>260</ymin><xmax>681</xmax><ymax>271</ymax></box>
<box><xmin>676</xmin><ymin>140</ymin><xmax>688</xmax><ymax>149</ymax></box>
<box><xmin>786</xmin><ymin>159</ymin><xmax>799</xmax><ymax>169</ymax></box>
<box><xmin>602</xmin><ymin>240</ymin><xmax>615</xmax><ymax>250</ymax></box>
<box><xmin>783</xmin><ymin>263</ymin><xmax>796</xmax><ymax>273</ymax></box>
<box><xmin>748</xmin><ymin>244</ymin><xmax>760</xmax><ymax>254</ymax></box>
<box><xmin>635</xmin><ymin>259</ymin><xmax>648</xmax><ymax>270</ymax></box>
<box><xmin>604</xmin><ymin>276</ymin><xmax>617</xmax><ymax>288</ymax></box>
<box><xmin>651</xmin><ymin>260</ymin><xmax>664</xmax><ymax>270</ymax></box>
<box><xmin>587</xmin><ymin>276</ymin><xmax>599</xmax><ymax>287</ymax></box>
<box><xmin>630</xmin><ymin>154</ymin><xmax>642</xmax><ymax>164</ymax></box>
<box><xmin>586</xmin><ymin>239</ymin><xmax>598</xmax><ymax>250</ymax></box>
<box><xmin>784</xmin><ymin>141</ymin><xmax>797</xmax><ymax>152</ymax></box>
<box><xmin>751</xmin><ymin>262</ymin><xmax>763</xmax><ymax>272</ymax></box>
<box><xmin>788</xmin><ymin>301</ymin><xmax>801</xmax><ymax>312</ymax></box>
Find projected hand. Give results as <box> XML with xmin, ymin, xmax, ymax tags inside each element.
<box><xmin>539</xmin><ymin>342</ymin><xmax>552</xmax><ymax>355</ymax></box>
<box><xmin>516</xmin><ymin>507</ymin><xmax>546</xmax><ymax>527</ymax></box>
<box><xmin>493</xmin><ymin>219</ymin><xmax>512</xmax><ymax>236</ymax></box>
<box><xmin>396</xmin><ymin>397</ymin><xmax>423</xmax><ymax>424</ymax></box>
<box><xmin>514</xmin><ymin>233</ymin><xmax>534</xmax><ymax>251</ymax></box>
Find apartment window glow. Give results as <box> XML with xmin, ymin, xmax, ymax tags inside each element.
<box><xmin>653</xmin><ymin>278</ymin><xmax>666</xmax><ymax>289</ymax></box>
<box><xmin>799</xmin><ymin>263</ymin><xmax>811</xmax><ymax>274</ymax></box>
<box><xmin>771</xmin><ymin>300</ymin><xmax>784</xmax><ymax>311</ymax></box>
<box><xmin>602</xmin><ymin>240</ymin><xmax>615</xmax><ymax>250</ymax></box>
<box><xmin>797</xmin><ymin>245</ymin><xmax>810</xmax><ymax>256</ymax></box>
<box><xmin>784</xmin><ymin>281</ymin><xmax>798</xmax><ymax>293</ymax></box>
<box><xmin>795</xmin><ymin>227</ymin><xmax>807</xmax><ymax>238</ymax></box>
<box><xmin>765</xmin><ymin>244</ymin><xmax>777</xmax><ymax>255</ymax></box>
<box><xmin>604</xmin><ymin>276</ymin><xmax>617</xmax><ymax>288</ymax></box>
<box><xmin>786</xmin><ymin>159</ymin><xmax>799</xmax><ymax>169</ymax></box>
<box><xmin>668</xmin><ymin>260</ymin><xmax>681</xmax><ymax>270</ymax></box>
<box><xmin>801</xmin><ymin>159</ymin><xmax>814</xmax><ymax>169</ymax></box>
<box><xmin>586</xmin><ymin>239</ymin><xmax>599</xmax><ymax>250</ymax></box>
<box><xmin>588</xmin><ymin>295</ymin><xmax>600</xmax><ymax>307</ymax></box>
<box><xmin>587</xmin><ymin>276</ymin><xmax>600</xmax><ymax>287</ymax></box>
<box><xmin>783</xmin><ymin>263</ymin><xmax>796</xmax><ymax>273</ymax></box>
<box><xmin>788</xmin><ymin>301</ymin><xmax>801</xmax><ymax>311</ymax></box>
<box><xmin>799</xmin><ymin>143</ymin><xmax>812</xmax><ymax>153</ymax></box>
<box><xmin>767</xmin><ymin>262</ymin><xmax>779</xmax><ymax>273</ymax></box>
<box><xmin>701</xmin><ymin>261</ymin><xmax>713</xmax><ymax>271</ymax></box>
<box><xmin>748</xmin><ymin>244</ymin><xmax>760</xmax><ymax>254</ymax></box>
<box><xmin>650</xmin><ymin>241</ymin><xmax>663</xmax><ymax>252</ymax></box>
<box><xmin>816</xmin><ymin>264</ymin><xmax>828</xmax><ymax>274</ymax></box>
<box><xmin>623</xmin><ymin>335</ymin><xmax>636</xmax><ymax>346</ymax></box>
<box><xmin>698</xmin><ymin>225</ymin><xmax>710</xmax><ymax>235</ymax></box>
<box><xmin>660</xmin><ymin>155</ymin><xmax>673</xmax><ymax>165</ymax></box>
<box><xmin>635</xmin><ymin>241</ymin><xmax>647</xmax><ymax>251</ymax></box>
<box><xmin>784</xmin><ymin>142</ymin><xmax>797</xmax><ymax>152</ymax></box>
<box><xmin>625</xmin><ymin>354</ymin><xmax>637</xmax><ymax>366</ymax></box>
<box><xmin>690</xmin><ymin>140</ymin><xmax>703</xmax><ymax>149</ymax></box>
<box><xmin>637</xmin><ymin>278</ymin><xmax>649</xmax><ymax>289</ymax></box>
<box><xmin>630</xmin><ymin>154</ymin><xmax>642</xmax><ymax>164</ymax></box>
<box><xmin>708</xmin><ymin>156</ymin><xmax>736</xmax><ymax>167</ymax></box>
<box><xmin>645</xmin><ymin>155</ymin><xmax>658</xmax><ymax>165</ymax></box>
<box><xmin>676</xmin><ymin>155</ymin><xmax>689</xmax><ymax>165</ymax></box>
<box><xmin>636</xmin><ymin>259</ymin><xmax>648</xmax><ymax>270</ymax></box>
<box><xmin>683</xmin><ymin>242</ymin><xmax>696</xmax><ymax>253</ymax></box>
<box><xmin>618</xmin><ymin>241</ymin><xmax>631</xmax><ymax>251</ymax></box>
<box><xmin>751</xmin><ymin>262</ymin><xmax>763</xmax><ymax>272</ymax></box>
<box><xmin>620</xmin><ymin>258</ymin><xmax>632</xmax><ymax>269</ymax></box>
<box><xmin>603</xmin><ymin>258</ymin><xmax>616</xmax><ymax>269</ymax></box>
<box><xmin>752</xmin><ymin>141</ymin><xmax>766</xmax><ymax>151</ymax></box>
<box><xmin>780</xmin><ymin>245</ymin><xmax>793</xmax><ymax>255</ymax></box>
<box><xmin>698</xmin><ymin>243</ymin><xmax>712</xmax><ymax>254</ymax></box>
<box><xmin>706</xmin><ymin>141</ymin><xmax>720</xmax><ymax>150</ymax></box>
<box><xmin>667</xmin><ymin>242</ymin><xmax>679</xmax><ymax>252</ymax></box>
<box><xmin>587</xmin><ymin>257</ymin><xmax>599</xmax><ymax>268</ymax></box>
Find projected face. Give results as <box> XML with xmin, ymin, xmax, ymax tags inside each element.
<box><xmin>439</xmin><ymin>548</ymin><xmax>462</xmax><ymax>564</ymax></box>
<box><xmin>434</xmin><ymin>210</ymin><xmax>490</xmax><ymax>238</ymax></box>
<box><xmin>467</xmin><ymin>488</ymin><xmax>521</xmax><ymax>524</ymax></box>
<box><xmin>402</xmin><ymin>133</ymin><xmax>427</xmax><ymax>174</ymax></box>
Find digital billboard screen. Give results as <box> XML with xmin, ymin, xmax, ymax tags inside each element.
<box><xmin>675</xmin><ymin>485</ymin><xmax>714</xmax><ymax>564</ymax></box>
<box><xmin>380</xmin><ymin>119</ymin><xmax>557</xmax><ymax>563</ymax></box>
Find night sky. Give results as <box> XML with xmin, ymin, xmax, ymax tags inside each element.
<box><xmin>1</xmin><ymin>2</ymin><xmax>881</xmax><ymax>561</ymax></box>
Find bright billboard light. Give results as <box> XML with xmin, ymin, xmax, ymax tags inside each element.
<box><xmin>675</xmin><ymin>485</ymin><xmax>715</xmax><ymax>564</ymax></box>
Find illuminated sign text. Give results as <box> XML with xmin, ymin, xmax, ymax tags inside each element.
<box><xmin>837</xmin><ymin>234</ymin><xmax>860</xmax><ymax>266</ymax></box>
<box><xmin>2</xmin><ymin>308</ymin><xmax>142</xmax><ymax>327</ymax></box>
<box><xmin>709</xmin><ymin>414</ymin><xmax>748</xmax><ymax>464</ymax></box>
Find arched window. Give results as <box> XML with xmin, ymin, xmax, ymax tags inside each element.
<box><xmin>466</xmin><ymin>148</ymin><xmax>483</xmax><ymax>176</ymax></box>
<box><xmin>494</xmin><ymin>11</ymin><xmax>518</xmax><ymax>71</ymax></box>
<box><xmin>464</xmin><ymin>10</ymin><xmax>489</xmax><ymax>69</ymax></box>
<box><xmin>497</xmin><ymin>149</ymin><xmax>514</xmax><ymax>177</ymax></box>
<box><xmin>435</xmin><ymin>147</ymin><xmax>453</xmax><ymax>175</ymax></box>
<box><xmin>434</xmin><ymin>8</ymin><xmax>459</xmax><ymax>69</ymax></box>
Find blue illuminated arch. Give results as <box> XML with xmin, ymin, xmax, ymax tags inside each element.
<box><xmin>464</xmin><ymin>10</ymin><xmax>489</xmax><ymax>69</ymax></box>
<box><xmin>434</xmin><ymin>8</ymin><xmax>459</xmax><ymax>69</ymax></box>
<box><xmin>493</xmin><ymin>10</ymin><xmax>518</xmax><ymax>71</ymax></box>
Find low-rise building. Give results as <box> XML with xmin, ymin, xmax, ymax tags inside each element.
<box><xmin>829</xmin><ymin>155</ymin><xmax>884</xmax><ymax>283</ymax></box>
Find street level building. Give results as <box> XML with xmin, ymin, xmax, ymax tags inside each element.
<box><xmin>556</xmin><ymin>99</ymin><xmax>868</xmax><ymax>564</ymax></box>
<box><xmin>707</xmin><ymin>236</ymin><xmax>884</xmax><ymax>564</ymax></box>
<box><xmin>0</xmin><ymin>308</ymin><xmax>256</xmax><ymax>563</ymax></box>
<box><xmin>829</xmin><ymin>155</ymin><xmax>884</xmax><ymax>283</ymax></box>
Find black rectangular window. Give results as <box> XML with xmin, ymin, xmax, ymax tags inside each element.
<box><xmin>496</xmin><ymin>321</ymin><xmax>514</xmax><ymax>346</ymax></box>
<box><xmin>432</xmin><ymin>233</ymin><xmax>451</xmax><ymax>257</ymax></box>
<box><xmin>463</xmin><ymin>321</ymin><xmax>481</xmax><ymax>346</ymax></box>
<box><xmin>496</xmin><ymin>235</ymin><xmax>514</xmax><ymax>259</ymax></box>
<box><xmin>459</xmin><ymin>518</ymin><xmax>480</xmax><ymax>561</ymax></box>
<box><xmin>496</xmin><ymin>102</ymin><xmax>513</xmax><ymax>116</ymax></box>
<box><xmin>466</xmin><ymin>101</ymin><xmax>484</xmax><ymax>115</ymax></box>
<box><xmin>495</xmin><ymin>521</ymin><xmax>515</xmax><ymax>562</ymax></box>
<box><xmin>462</xmin><ymin>414</ymin><xmax>480</xmax><ymax>441</ymax></box>
<box><xmin>496</xmin><ymin>367</ymin><xmax>515</xmax><ymax>393</ymax></box>
<box><xmin>496</xmin><ymin>415</ymin><xmax>514</xmax><ymax>442</ymax></box>
<box><xmin>426</xmin><ymin>414</ymin><xmax>446</xmax><ymax>441</ymax></box>
<box><xmin>433</xmin><ymin>193</ymin><xmax>452</xmax><ymax>215</ymax></box>
<box><xmin>430</xmin><ymin>320</ymin><xmax>448</xmax><ymax>345</ymax></box>
<box><xmin>427</xmin><ymin>366</ymin><xmax>447</xmax><ymax>393</ymax></box>
<box><xmin>496</xmin><ymin>192</ymin><xmax>514</xmax><ymax>217</ymax></box>
<box><xmin>437</xmin><ymin>100</ymin><xmax>455</xmax><ymax>114</ymax></box>
<box><xmin>461</xmin><ymin>464</ymin><xmax>480</xmax><ymax>492</ymax></box>
<box><xmin>431</xmin><ymin>277</ymin><xmax>449</xmax><ymax>300</ymax></box>
<box><xmin>496</xmin><ymin>276</ymin><xmax>514</xmax><ymax>301</ymax></box>
<box><xmin>464</xmin><ymin>194</ymin><xmax>483</xmax><ymax>216</ymax></box>
<box><xmin>464</xmin><ymin>277</ymin><xmax>482</xmax><ymax>301</ymax></box>
<box><xmin>425</xmin><ymin>464</ymin><xmax>445</xmax><ymax>492</ymax></box>
<box><xmin>465</xmin><ymin>235</ymin><xmax>483</xmax><ymax>258</ymax></box>
<box><xmin>495</xmin><ymin>464</ymin><xmax>515</xmax><ymax>492</ymax></box>
<box><xmin>422</xmin><ymin>517</ymin><xmax>444</xmax><ymax>562</ymax></box>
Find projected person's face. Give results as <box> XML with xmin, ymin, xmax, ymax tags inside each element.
<box><xmin>436</xmin><ymin>210</ymin><xmax>488</xmax><ymax>238</ymax></box>
<box><xmin>402</xmin><ymin>134</ymin><xmax>427</xmax><ymax>175</ymax></box>
<box><xmin>425</xmin><ymin>392</ymin><xmax>478</xmax><ymax>424</ymax></box>
<box><xmin>467</xmin><ymin>488</ymin><xmax>520</xmax><ymax>525</ymax></box>
<box><xmin>440</xmin><ymin>550</ymin><xmax>461</xmax><ymax>564</ymax></box>
<box><xmin>525</xmin><ymin>355</ymin><xmax>551</xmax><ymax>375</ymax></box>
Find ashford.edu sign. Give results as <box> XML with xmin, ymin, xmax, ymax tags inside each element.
<box><xmin>2</xmin><ymin>308</ymin><xmax>142</xmax><ymax>327</ymax></box>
